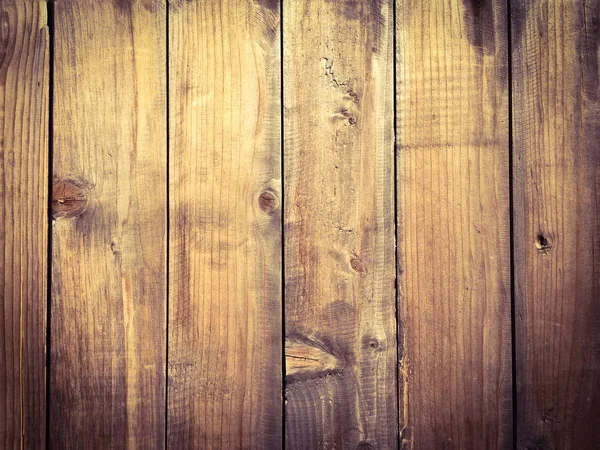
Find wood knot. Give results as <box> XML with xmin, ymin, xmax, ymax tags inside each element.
<box><xmin>350</xmin><ymin>256</ymin><xmax>367</xmax><ymax>274</ymax></box>
<box><xmin>258</xmin><ymin>190</ymin><xmax>279</xmax><ymax>214</ymax></box>
<box><xmin>535</xmin><ymin>233</ymin><xmax>552</xmax><ymax>254</ymax></box>
<box><xmin>285</xmin><ymin>336</ymin><xmax>344</xmax><ymax>382</ymax></box>
<box><xmin>362</xmin><ymin>335</ymin><xmax>385</xmax><ymax>352</ymax></box>
<box><xmin>52</xmin><ymin>180</ymin><xmax>88</xmax><ymax>218</ymax></box>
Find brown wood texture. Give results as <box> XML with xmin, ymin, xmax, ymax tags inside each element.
<box><xmin>396</xmin><ymin>0</ymin><xmax>513</xmax><ymax>448</ymax></box>
<box><xmin>512</xmin><ymin>1</ymin><xmax>600</xmax><ymax>448</ymax></box>
<box><xmin>283</xmin><ymin>0</ymin><xmax>397</xmax><ymax>448</ymax></box>
<box><xmin>0</xmin><ymin>1</ymin><xmax>48</xmax><ymax>448</ymax></box>
<box><xmin>4</xmin><ymin>1</ymin><xmax>600</xmax><ymax>447</ymax></box>
<box><xmin>167</xmin><ymin>0</ymin><xmax>282</xmax><ymax>448</ymax></box>
<box><xmin>50</xmin><ymin>1</ymin><xmax>166</xmax><ymax>448</ymax></box>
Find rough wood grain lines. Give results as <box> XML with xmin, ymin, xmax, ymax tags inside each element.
<box><xmin>50</xmin><ymin>1</ymin><xmax>166</xmax><ymax>447</ymax></box>
<box><xmin>168</xmin><ymin>0</ymin><xmax>282</xmax><ymax>448</ymax></box>
<box><xmin>396</xmin><ymin>0</ymin><xmax>512</xmax><ymax>448</ymax></box>
<box><xmin>0</xmin><ymin>1</ymin><xmax>48</xmax><ymax>448</ymax></box>
<box><xmin>512</xmin><ymin>1</ymin><xmax>600</xmax><ymax>448</ymax></box>
<box><xmin>283</xmin><ymin>0</ymin><xmax>397</xmax><ymax>448</ymax></box>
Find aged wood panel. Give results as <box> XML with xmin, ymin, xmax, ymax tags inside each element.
<box><xmin>0</xmin><ymin>1</ymin><xmax>48</xmax><ymax>448</ymax></box>
<box><xmin>396</xmin><ymin>0</ymin><xmax>512</xmax><ymax>448</ymax></box>
<box><xmin>50</xmin><ymin>1</ymin><xmax>166</xmax><ymax>447</ymax></box>
<box><xmin>168</xmin><ymin>0</ymin><xmax>282</xmax><ymax>447</ymax></box>
<box><xmin>512</xmin><ymin>1</ymin><xmax>600</xmax><ymax>448</ymax></box>
<box><xmin>283</xmin><ymin>0</ymin><xmax>397</xmax><ymax>448</ymax></box>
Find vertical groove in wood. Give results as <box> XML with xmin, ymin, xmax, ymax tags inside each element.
<box><xmin>50</xmin><ymin>1</ymin><xmax>166</xmax><ymax>447</ymax></box>
<box><xmin>167</xmin><ymin>0</ymin><xmax>282</xmax><ymax>447</ymax></box>
<box><xmin>283</xmin><ymin>1</ymin><xmax>398</xmax><ymax>448</ymax></box>
<box><xmin>512</xmin><ymin>1</ymin><xmax>600</xmax><ymax>448</ymax></box>
<box><xmin>0</xmin><ymin>2</ymin><xmax>49</xmax><ymax>448</ymax></box>
<box><xmin>396</xmin><ymin>1</ymin><xmax>513</xmax><ymax>448</ymax></box>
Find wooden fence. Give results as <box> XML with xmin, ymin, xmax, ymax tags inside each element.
<box><xmin>1</xmin><ymin>0</ymin><xmax>599</xmax><ymax>448</ymax></box>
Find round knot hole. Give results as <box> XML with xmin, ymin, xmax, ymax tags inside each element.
<box><xmin>52</xmin><ymin>180</ymin><xmax>88</xmax><ymax>218</ymax></box>
<box><xmin>535</xmin><ymin>234</ymin><xmax>552</xmax><ymax>254</ymax></box>
<box><xmin>258</xmin><ymin>190</ymin><xmax>279</xmax><ymax>214</ymax></box>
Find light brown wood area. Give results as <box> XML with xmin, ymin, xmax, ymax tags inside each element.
<box><xmin>0</xmin><ymin>1</ymin><xmax>48</xmax><ymax>448</ymax></box>
<box><xmin>50</xmin><ymin>0</ymin><xmax>166</xmax><ymax>447</ymax></box>
<box><xmin>396</xmin><ymin>0</ymin><xmax>513</xmax><ymax>448</ymax></box>
<box><xmin>283</xmin><ymin>0</ymin><xmax>397</xmax><ymax>448</ymax></box>
<box><xmin>168</xmin><ymin>0</ymin><xmax>282</xmax><ymax>447</ymax></box>
<box><xmin>1</xmin><ymin>0</ymin><xmax>599</xmax><ymax>448</ymax></box>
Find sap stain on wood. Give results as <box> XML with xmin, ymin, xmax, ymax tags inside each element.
<box><xmin>255</xmin><ymin>0</ymin><xmax>279</xmax><ymax>13</ymax></box>
<box><xmin>461</xmin><ymin>0</ymin><xmax>496</xmax><ymax>53</ymax></box>
<box><xmin>324</xmin><ymin>0</ymin><xmax>385</xmax><ymax>50</ymax></box>
<box><xmin>577</xmin><ymin>0</ymin><xmax>600</xmax><ymax>99</ymax></box>
<box><xmin>113</xmin><ymin>0</ymin><xmax>165</xmax><ymax>14</ymax></box>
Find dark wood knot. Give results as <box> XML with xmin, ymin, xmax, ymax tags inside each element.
<box><xmin>258</xmin><ymin>190</ymin><xmax>279</xmax><ymax>214</ymax></box>
<box><xmin>52</xmin><ymin>180</ymin><xmax>87</xmax><ymax>218</ymax></box>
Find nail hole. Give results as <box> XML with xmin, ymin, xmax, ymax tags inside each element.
<box><xmin>362</xmin><ymin>335</ymin><xmax>384</xmax><ymax>352</ymax></box>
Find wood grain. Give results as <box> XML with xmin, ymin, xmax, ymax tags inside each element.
<box><xmin>396</xmin><ymin>0</ymin><xmax>512</xmax><ymax>448</ymax></box>
<box><xmin>167</xmin><ymin>0</ymin><xmax>282</xmax><ymax>448</ymax></box>
<box><xmin>283</xmin><ymin>0</ymin><xmax>397</xmax><ymax>448</ymax></box>
<box><xmin>0</xmin><ymin>1</ymin><xmax>48</xmax><ymax>448</ymax></box>
<box><xmin>50</xmin><ymin>1</ymin><xmax>166</xmax><ymax>447</ymax></box>
<box><xmin>512</xmin><ymin>1</ymin><xmax>600</xmax><ymax>448</ymax></box>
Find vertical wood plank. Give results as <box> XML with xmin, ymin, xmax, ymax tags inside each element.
<box><xmin>168</xmin><ymin>0</ymin><xmax>282</xmax><ymax>447</ymax></box>
<box><xmin>0</xmin><ymin>1</ymin><xmax>48</xmax><ymax>448</ymax></box>
<box><xmin>283</xmin><ymin>1</ymin><xmax>397</xmax><ymax>448</ymax></box>
<box><xmin>50</xmin><ymin>1</ymin><xmax>166</xmax><ymax>447</ymax></box>
<box><xmin>512</xmin><ymin>1</ymin><xmax>600</xmax><ymax>448</ymax></box>
<box><xmin>396</xmin><ymin>1</ymin><xmax>512</xmax><ymax>448</ymax></box>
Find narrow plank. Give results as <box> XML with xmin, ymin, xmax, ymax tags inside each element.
<box><xmin>0</xmin><ymin>1</ymin><xmax>48</xmax><ymax>448</ymax></box>
<box><xmin>396</xmin><ymin>1</ymin><xmax>512</xmax><ymax>448</ymax></box>
<box><xmin>50</xmin><ymin>1</ymin><xmax>166</xmax><ymax>447</ymax></box>
<box><xmin>283</xmin><ymin>0</ymin><xmax>397</xmax><ymax>448</ymax></box>
<box><xmin>512</xmin><ymin>1</ymin><xmax>600</xmax><ymax>448</ymax></box>
<box><xmin>168</xmin><ymin>0</ymin><xmax>282</xmax><ymax>447</ymax></box>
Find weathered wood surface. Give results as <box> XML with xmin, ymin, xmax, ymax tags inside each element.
<box><xmin>50</xmin><ymin>1</ymin><xmax>166</xmax><ymax>447</ymax></box>
<box><xmin>512</xmin><ymin>1</ymin><xmax>600</xmax><ymax>448</ymax></box>
<box><xmin>4</xmin><ymin>1</ymin><xmax>600</xmax><ymax>447</ymax></box>
<box><xmin>396</xmin><ymin>0</ymin><xmax>513</xmax><ymax>448</ymax></box>
<box><xmin>0</xmin><ymin>1</ymin><xmax>48</xmax><ymax>448</ymax></box>
<box><xmin>168</xmin><ymin>0</ymin><xmax>282</xmax><ymax>447</ymax></box>
<box><xmin>283</xmin><ymin>0</ymin><xmax>397</xmax><ymax>448</ymax></box>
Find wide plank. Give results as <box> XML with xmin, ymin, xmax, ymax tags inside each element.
<box><xmin>0</xmin><ymin>1</ymin><xmax>48</xmax><ymax>448</ymax></box>
<box><xmin>50</xmin><ymin>1</ymin><xmax>166</xmax><ymax>447</ymax></box>
<box><xmin>512</xmin><ymin>1</ymin><xmax>600</xmax><ymax>448</ymax></box>
<box><xmin>167</xmin><ymin>0</ymin><xmax>283</xmax><ymax>447</ymax></box>
<box><xmin>283</xmin><ymin>0</ymin><xmax>397</xmax><ymax>448</ymax></box>
<box><xmin>396</xmin><ymin>0</ymin><xmax>513</xmax><ymax>448</ymax></box>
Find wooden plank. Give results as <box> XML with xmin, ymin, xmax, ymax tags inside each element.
<box><xmin>0</xmin><ymin>1</ymin><xmax>48</xmax><ymax>448</ymax></box>
<box><xmin>396</xmin><ymin>1</ymin><xmax>512</xmax><ymax>448</ymax></box>
<box><xmin>283</xmin><ymin>0</ymin><xmax>397</xmax><ymax>448</ymax></box>
<box><xmin>50</xmin><ymin>1</ymin><xmax>166</xmax><ymax>447</ymax></box>
<box><xmin>167</xmin><ymin>0</ymin><xmax>282</xmax><ymax>447</ymax></box>
<box><xmin>512</xmin><ymin>1</ymin><xmax>600</xmax><ymax>448</ymax></box>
